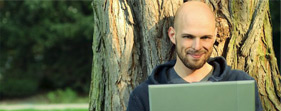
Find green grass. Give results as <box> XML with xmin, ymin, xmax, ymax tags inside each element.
<box><xmin>0</xmin><ymin>88</ymin><xmax>89</xmax><ymax>111</ymax></box>
<box><xmin>0</xmin><ymin>109</ymin><xmax>87</xmax><ymax>111</ymax></box>
<box><xmin>0</xmin><ymin>88</ymin><xmax>89</xmax><ymax>105</ymax></box>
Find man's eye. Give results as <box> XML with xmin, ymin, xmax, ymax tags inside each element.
<box><xmin>201</xmin><ymin>36</ymin><xmax>210</xmax><ymax>39</ymax></box>
<box><xmin>183</xmin><ymin>36</ymin><xmax>193</xmax><ymax>39</ymax></box>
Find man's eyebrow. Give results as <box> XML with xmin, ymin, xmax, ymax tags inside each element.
<box><xmin>181</xmin><ymin>34</ymin><xmax>213</xmax><ymax>37</ymax></box>
<box><xmin>201</xmin><ymin>35</ymin><xmax>213</xmax><ymax>37</ymax></box>
<box><xmin>181</xmin><ymin>34</ymin><xmax>195</xmax><ymax>37</ymax></box>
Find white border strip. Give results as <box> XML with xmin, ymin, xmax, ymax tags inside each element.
<box><xmin>0</xmin><ymin>104</ymin><xmax>88</xmax><ymax>110</ymax></box>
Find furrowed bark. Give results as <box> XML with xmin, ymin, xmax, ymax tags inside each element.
<box><xmin>90</xmin><ymin>0</ymin><xmax>281</xmax><ymax>110</ymax></box>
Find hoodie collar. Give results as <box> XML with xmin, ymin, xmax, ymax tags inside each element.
<box><xmin>207</xmin><ymin>57</ymin><xmax>231</xmax><ymax>81</ymax></box>
<box><xmin>148</xmin><ymin>56</ymin><xmax>231</xmax><ymax>84</ymax></box>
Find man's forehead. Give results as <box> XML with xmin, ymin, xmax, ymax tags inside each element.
<box><xmin>180</xmin><ymin>25</ymin><xmax>215</xmax><ymax>37</ymax></box>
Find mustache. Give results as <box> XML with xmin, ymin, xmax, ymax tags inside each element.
<box><xmin>186</xmin><ymin>49</ymin><xmax>207</xmax><ymax>54</ymax></box>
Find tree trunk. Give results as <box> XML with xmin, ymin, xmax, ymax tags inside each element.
<box><xmin>90</xmin><ymin>0</ymin><xmax>281</xmax><ymax>111</ymax></box>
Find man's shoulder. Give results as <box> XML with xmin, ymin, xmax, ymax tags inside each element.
<box><xmin>130</xmin><ymin>81</ymin><xmax>150</xmax><ymax>97</ymax></box>
<box><xmin>127</xmin><ymin>81</ymin><xmax>151</xmax><ymax>111</ymax></box>
<box><xmin>227</xmin><ymin>69</ymin><xmax>254</xmax><ymax>80</ymax></box>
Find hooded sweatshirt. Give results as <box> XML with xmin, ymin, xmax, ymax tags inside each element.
<box><xmin>127</xmin><ymin>56</ymin><xmax>263</xmax><ymax>111</ymax></box>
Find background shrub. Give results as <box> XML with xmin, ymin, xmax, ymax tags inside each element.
<box><xmin>47</xmin><ymin>87</ymin><xmax>78</xmax><ymax>103</ymax></box>
<box><xmin>0</xmin><ymin>1</ymin><xmax>93</xmax><ymax>98</ymax></box>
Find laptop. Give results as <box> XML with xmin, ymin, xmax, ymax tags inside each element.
<box><xmin>149</xmin><ymin>80</ymin><xmax>255</xmax><ymax>111</ymax></box>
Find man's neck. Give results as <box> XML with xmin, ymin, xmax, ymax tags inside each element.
<box><xmin>174</xmin><ymin>58</ymin><xmax>213</xmax><ymax>83</ymax></box>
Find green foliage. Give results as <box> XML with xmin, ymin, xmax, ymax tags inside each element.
<box><xmin>0</xmin><ymin>1</ymin><xmax>93</xmax><ymax>97</ymax></box>
<box><xmin>0</xmin><ymin>78</ymin><xmax>39</xmax><ymax>97</ymax></box>
<box><xmin>47</xmin><ymin>88</ymin><xmax>77</xmax><ymax>103</ymax></box>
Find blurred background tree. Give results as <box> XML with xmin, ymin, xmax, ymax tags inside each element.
<box><xmin>0</xmin><ymin>0</ymin><xmax>93</xmax><ymax>98</ymax></box>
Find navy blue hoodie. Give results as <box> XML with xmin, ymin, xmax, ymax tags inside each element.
<box><xmin>127</xmin><ymin>56</ymin><xmax>263</xmax><ymax>111</ymax></box>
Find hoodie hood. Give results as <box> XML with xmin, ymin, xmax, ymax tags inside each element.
<box><xmin>147</xmin><ymin>56</ymin><xmax>232</xmax><ymax>84</ymax></box>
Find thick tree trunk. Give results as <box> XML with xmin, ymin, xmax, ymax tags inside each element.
<box><xmin>90</xmin><ymin>0</ymin><xmax>281</xmax><ymax>111</ymax></box>
<box><xmin>210</xmin><ymin>0</ymin><xmax>281</xmax><ymax>110</ymax></box>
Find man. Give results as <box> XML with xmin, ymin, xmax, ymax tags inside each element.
<box><xmin>127</xmin><ymin>1</ymin><xmax>263</xmax><ymax>111</ymax></box>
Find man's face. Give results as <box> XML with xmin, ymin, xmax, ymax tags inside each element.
<box><xmin>172</xmin><ymin>12</ymin><xmax>216</xmax><ymax>70</ymax></box>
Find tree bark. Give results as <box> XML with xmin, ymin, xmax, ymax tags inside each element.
<box><xmin>90</xmin><ymin>0</ymin><xmax>281</xmax><ymax>111</ymax></box>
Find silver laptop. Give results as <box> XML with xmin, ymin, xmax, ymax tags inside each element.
<box><xmin>149</xmin><ymin>80</ymin><xmax>255</xmax><ymax>111</ymax></box>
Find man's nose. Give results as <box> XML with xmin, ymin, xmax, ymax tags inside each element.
<box><xmin>192</xmin><ymin>38</ymin><xmax>202</xmax><ymax>50</ymax></box>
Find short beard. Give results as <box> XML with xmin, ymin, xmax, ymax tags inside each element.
<box><xmin>176</xmin><ymin>45</ymin><xmax>212</xmax><ymax>70</ymax></box>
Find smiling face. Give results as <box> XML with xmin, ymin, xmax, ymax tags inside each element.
<box><xmin>174</xmin><ymin>24</ymin><xmax>215</xmax><ymax>70</ymax></box>
<box><xmin>168</xmin><ymin>1</ymin><xmax>217</xmax><ymax>70</ymax></box>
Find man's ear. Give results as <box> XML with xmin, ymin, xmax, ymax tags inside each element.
<box><xmin>168</xmin><ymin>27</ymin><xmax>176</xmax><ymax>44</ymax></box>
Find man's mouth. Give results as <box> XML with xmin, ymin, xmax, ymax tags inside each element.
<box><xmin>190</xmin><ymin>53</ymin><xmax>203</xmax><ymax>59</ymax></box>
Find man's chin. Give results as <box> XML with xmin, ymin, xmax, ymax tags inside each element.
<box><xmin>183</xmin><ymin>59</ymin><xmax>206</xmax><ymax>70</ymax></box>
<box><xmin>190</xmin><ymin>63</ymin><xmax>205</xmax><ymax>69</ymax></box>
<box><xmin>186</xmin><ymin>64</ymin><xmax>204</xmax><ymax>70</ymax></box>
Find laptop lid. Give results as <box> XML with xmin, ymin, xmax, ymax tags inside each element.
<box><xmin>149</xmin><ymin>80</ymin><xmax>255</xmax><ymax>111</ymax></box>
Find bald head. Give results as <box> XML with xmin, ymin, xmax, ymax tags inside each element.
<box><xmin>174</xmin><ymin>1</ymin><xmax>216</xmax><ymax>31</ymax></box>
<box><xmin>167</xmin><ymin>1</ymin><xmax>217</xmax><ymax>72</ymax></box>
